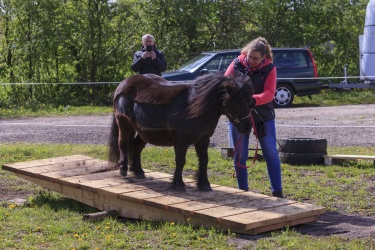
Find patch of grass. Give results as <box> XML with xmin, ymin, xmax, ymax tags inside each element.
<box><xmin>1</xmin><ymin>89</ymin><xmax>375</xmax><ymax>119</ymax></box>
<box><xmin>256</xmin><ymin>228</ymin><xmax>374</xmax><ymax>249</ymax></box>
<box><xmin>293</xmin><ymin>89</ymin><xmax>375</xmax><ymax>107</ymax></box>
<box><xmin>0</xmin><ymin>105</ymin><xmax>112</xmax><ymax>118</ymax></box>
<box><xmin>1</xmin><ymin>143</ymin><xmax>375</xmax><ymax>248</ymax></box>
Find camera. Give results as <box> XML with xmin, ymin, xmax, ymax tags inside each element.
<box><xmin>146</xmin><ymin>45</ymin><xmax>155</xmax><ymax>52</ymax></box>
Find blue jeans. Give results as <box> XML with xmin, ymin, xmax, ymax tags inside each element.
<box><xmin>228</xmin><ymin>119</ymin><xmax>282</xmax><ymax>192</ymax></box>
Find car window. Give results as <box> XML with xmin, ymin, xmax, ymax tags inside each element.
<box><xmin>273</xmin><ymin>51</ymin><xmax>308</xmax><ymax>68</ymax></box>
<box><xmin>203</xmin><ymin>54</ymin><xmax>239</xmax><ymax>72</ymax></box>
<box><xmin>205</xmin><ymin>56</ymin><xmax>221</xmax><ymax>71</ymax></box>
<box><xmin>219</xmin><ymin>54</ymin><xmax>238</xmax><ymax>72</ymax></box>
<box><xmin>178</xmin><ymin>54</ymin><xmax>212</xmax><ymax>72</ymax></box>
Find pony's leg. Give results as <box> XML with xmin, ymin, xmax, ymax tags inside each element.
<box><xmin>171</xmin><ymin>143</ymin><xmax>190</xmax><ymax>191</ymax></box>
<box><xmin>194</xmin><ymin>139</ymin><xmax>212</xmax><ymax>191</ymax></box>
<box><xmin>115</xmin><ymin>113</ymin><xmax>134</xmax><ymax>177</ymax></box>
<box><xmin>130</xmin><ymin>134</ymin><xmax>146</xmax><ymax>179</ymax></box>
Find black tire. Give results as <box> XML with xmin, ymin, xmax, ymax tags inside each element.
<box><xmin>279</xmin><ymin>152</ymin><xmax>325</xmax><ymax>166</ymax></box>
<box><xmin>277</xmin><ymin>138</ymin><xmax>327</xmax><ymax>154</ymax></box>
<box><xmin>273</xmin><ymin>83</ymin><xmax>294</xmax><ymax>108</ymax></box>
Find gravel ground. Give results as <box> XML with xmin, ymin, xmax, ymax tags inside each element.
<box><xmin>1</xmin><ymin>104</ymin><xmax>375</xmax><ymax>147</ymax></box>
<box><xmin>1</xmin><ymin>104</ymin><xmax>375</xmax><ymax>241</ymax></box>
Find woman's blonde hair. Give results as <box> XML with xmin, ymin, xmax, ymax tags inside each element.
<box><xmin>241</xmin><ymin>37</ymin><xmax>273</xmax><ymax>60</ymax></box>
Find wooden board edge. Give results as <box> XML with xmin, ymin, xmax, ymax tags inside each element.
<box><xmin>323</xmin><ymin>154</ymin><xmax>375</xmax><ymax>160</ymax></box>
<box><xmin>2</xmin><ymin>155</ymin><xmax>94</xmax><ymax>170</ymax></box>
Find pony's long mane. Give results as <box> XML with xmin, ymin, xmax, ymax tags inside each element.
<box><xmin>187</xmin><ymin>73</ymin><xmax>234</xmax><ymax>118</ymax></box>
<box><xmin>188</xmin><ymin>73</ymin><xmax>252</xmax><ymax>118</ymax></box>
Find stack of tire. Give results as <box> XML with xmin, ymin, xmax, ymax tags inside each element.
<box><xmin>277</xmin><ymin>138</ymin><xmax>327</xmax><ymax>166</ymax></box>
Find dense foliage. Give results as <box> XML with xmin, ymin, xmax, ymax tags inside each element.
<box><xmin>0</xmin><ymin>0</ymin><xmax>369</xmax><ymax>107</ymax></box>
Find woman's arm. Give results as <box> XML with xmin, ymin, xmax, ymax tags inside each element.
<box><xmin>253</xmin><ymin>67</ymin><xmax>277</xmax><ymax>105</ymax></box>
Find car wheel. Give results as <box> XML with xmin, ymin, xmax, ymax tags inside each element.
<box><xmin>273</xmin><ymin>83</ymin><xmax>294</xmax><ymax>108</ymax></box>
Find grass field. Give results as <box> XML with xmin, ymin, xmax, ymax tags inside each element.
<box><xmin>1</xmin><ymin>143</ymin><xmax>375</xmax><ymax>249</ymax></box>
<box><xmin>1</xmin><ymin>89</ymin><xmax>375</xmax><ymax>248</ymax></box>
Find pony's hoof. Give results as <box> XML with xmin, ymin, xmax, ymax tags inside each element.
<box><xmin>135</xmin><ymin>172</ymin><xmax>146</xmax><ymax>179</ymax></box>
<box><xmin>170</xmin><ymin>183</ymin><xmax>186</xmax><ymax>192</ymax></box>
<box><xmin>198</xmin><ymin>185</ymin><xmax>212</xmax><ymax>191</ymax></box>
<box><xmin>119</xmin><ymin>166</ymin><xmax>128</xmax><ymax>176</ymax></box>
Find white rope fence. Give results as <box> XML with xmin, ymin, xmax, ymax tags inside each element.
<box><xmin>0</xmin><ymin>82</ymin><xmax>120</xmax><ymax>86</ymax></box>
<box><xmin>1</xmin><ymin>76</ymin><xmax>375</xmax><ymax>85</ymax></box>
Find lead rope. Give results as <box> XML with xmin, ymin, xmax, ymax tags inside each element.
<box><xmin>232</xmin><ymin>111</ymin><xmax>259</xmax><ymax>178</ymax></box>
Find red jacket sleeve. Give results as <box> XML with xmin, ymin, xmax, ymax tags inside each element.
<box><xmin>253</xmin><ymin>67</ymin><xmax>277</xmax><ymax>106</ymax></box>
<box><xmin>224</xmin><ymin>61</ymin><xmax>235</xmax><ymax>77</ymax></box>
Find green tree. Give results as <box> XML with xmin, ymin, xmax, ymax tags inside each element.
<box><xmin>0</xmin><ymin>0</ymin><xmax>371</xmax><ymax>108</ymax></box>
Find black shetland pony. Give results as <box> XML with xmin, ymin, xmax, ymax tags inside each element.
<box><xmin>108</xmin><ymin>73</ymin><xmax>254</xmax><ymax>191</ymax></box>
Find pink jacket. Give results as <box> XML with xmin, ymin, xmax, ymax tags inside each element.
<box><xmin>225</xmin><ymin>54</ymin><xmax>277</xmax><ymax>106</ymax></box>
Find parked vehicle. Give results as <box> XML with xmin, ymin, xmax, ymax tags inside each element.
<box><xmin>163</xmin><ymin>48</ymin><xmax>322</xmax><ymax>107</ymax></box>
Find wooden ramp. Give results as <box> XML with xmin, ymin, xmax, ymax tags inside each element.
<box><xmin>2</xmin><ymin>155</ymin><xmax>326</xmax><ymax>235</ymax></box>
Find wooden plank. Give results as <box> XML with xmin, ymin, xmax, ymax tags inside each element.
<box><xmin>60</xmin><ymin>169</ymin><xmax>170</xmax><ymax>185</ymax></box>
<box><xmin>32</xmin><ymin>164</ymin><xmax>115</xmax><ymax>185</ymax></box>
<box><xmin>57</xmin><ymin>170</ymin><xmax>120</xmax><ymax>188</ymax></box>
<box><xmin>186</xmin><ymin>212</ymin><xmax>321</xmax><ymax>235</ymax></box>
<box><xmin>79</xmin><ymin>173</ymin><xmax>180</xmax><ymax>194</ymax></box>
<box><xmin>15</xmin><ymin>173</ymin><xmax>63</xmax><ymax>193</ymax></box>
<box><xmin>99</xmin><ymin>195</ymin><xmax>187</xmax><ymax>222</ymax></box>
<box><xmin>186</xmin><ymin>197</ymin><xmax>297</xmax><ymax>227</ymax></box>
<box><xmin>2</xmin><ymin>155</ymin><xmax>93</xmax><ymax>169</ymax></box>
<box><xmin>141</xmin><ymin>184</ymin><xmax>225</xmax><ymax>210</ymax></box>
<box><xmin>96</xmin><ymin>176</ymin><xmax>200</xmax><ymax>197</ymax></box>
<box><xmin>221</xmin><ymin>202</ymin><xmax>326</xmax><ymax>231</ymax></box>
<box><xmin>232</xmin><ymin>215</ymin><xmax>320</xmax><ymax>235</ymax></box>
<box><xmin>323</xmin><ymin>154</ymin><xmax>375</xmax><ymax>160</ymax></box>
<box><xmin>97</xmin><ymin>180</ymin><xmax>164</xmax><ymax>199</ymax></box>
<box><xmin>168</xmin><ymin>192</ymin><xmax>287</xmax><ymax>217</ymax></box>
<box><xmin>209</xmin><ymin>185</ymin><xmax>250</xmax><ymax>194</ymax></box>
<box><xmin>228</xmin><ymin>189</ymin><xmax>271</xmax><ymax>199</ymax></box>
<box><xmin>323</xmin><ymin>154</ymin><xmax>375</xmax><ymax>167</ymax></box>
<box><xmin>122</xmin><ymin>180</ymin><xmax>207</xmax><ymax>201</ymax></box>
<box><xmin>117</xmin><ymin>181</ymin><xmax>198</xmax><ymax>204</ymax></box>
<box><xmin>55</xmin><ymin>185</ymin><xmax>188</xmax><ymax>223</ymax></box>
<box><xmin>2</xmin><ymin>159</ymin><xmax>106</xmax><ymax>177</ymax></box>
<box><xmin>60</xmin><ymin>169</ymin><xmax>172</xmax><ymax>188</ymax></box>
<box><xmin>61</xmin><ymin>184</ymin><xmax>83</xmax><ymax>203</ymax></box>
<box><xmin>168</xmin><ymin>194</ymin><xmax>259</xmax><ymax>216</ymax></box>
<box><xmin>96</xmin><ymin>175</ymin><xmax>177</xmax><ymax>195</ymax></box>
<box><xmin>19</xmin><ymin>159</ymin><xmax>109</xmax><ymax>175</ymax></box>
<box><xmin>24</xmin><ymin>160</ymin><xmax>112</xmax><ymax>181</ymax></box>
<box><xmin>145</xmin><ymin>185</ymin><xmax>245</xmax><ymax>212</ymax></box>
<box><xmin>57</xmin><ymin>169</ymin><xmax>176</xmax><ymax>194</ymax></box>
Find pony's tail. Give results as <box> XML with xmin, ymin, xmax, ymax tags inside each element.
<box><xmin>108</xmin><ymin>113</ymin><xmax>120</xmax><ymax>165</ymax></box>
<box><xmin>127</xmin><ymin>134</ymin><xmax>134</xmax><ymax>168</ymax></box>
<box><xmin>107</xmin><ymin>112</ymin><xmax>134</xmax><ymax>169</ymax></box>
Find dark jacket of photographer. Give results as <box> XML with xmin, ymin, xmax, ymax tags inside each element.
<box><xmin>131</xmin><ymin>46</ymin><xmax>167</xmax><ymax>76</ymax></box>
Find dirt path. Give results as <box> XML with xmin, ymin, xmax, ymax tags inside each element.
<box><xmin>2</xmin><ymin>104</ymin><xmax>374</xmax><ymax>147</ymax></box>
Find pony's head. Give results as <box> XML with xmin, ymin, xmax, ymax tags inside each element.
<box><xmin>222</xmin><ymin>73</ymin><xmax>254</xmax><ymax>134</ymax></box>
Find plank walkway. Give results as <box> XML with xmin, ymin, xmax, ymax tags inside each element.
<box><xmin>2</xmin><ymin>155</ymin><xmax>326</xmax><ymax>235</ymax></box>
<box><xmin>323</xmin><ymin>154</ymin><xmax>375</xmax><ymax>167</ymax></box>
